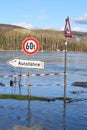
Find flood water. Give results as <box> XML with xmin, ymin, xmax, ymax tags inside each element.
<box><xmin>0</xmin><ymin>51</ymin><xmax>87</xmax><ymax>130</ymax></box>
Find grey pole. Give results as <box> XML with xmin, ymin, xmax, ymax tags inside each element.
<box><xmin>64</xmin><ymin>39</ymin><xmax>67</xmax><ymax>100</ymax></box>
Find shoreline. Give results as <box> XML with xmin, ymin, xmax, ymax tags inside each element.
<box><xmin>0</xmin><ymin>50</ymin><xmax>86</xmax><ymax>53</ymax></box>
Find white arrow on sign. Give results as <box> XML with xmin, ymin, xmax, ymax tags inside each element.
<box><xmin>8</xmin><ymin>59</ymin><xmax>45</xmax><ymax>70</ymax></box>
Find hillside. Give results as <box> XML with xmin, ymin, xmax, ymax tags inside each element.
<box><xmin>0</xmin><ymin>24</ymin><xmax>25</xmax><ymax>32</ymax></box>
<box><xmin>0</xmin><ymin>24</ymin><xmax>87</xmax><ymax>51</ymax></box>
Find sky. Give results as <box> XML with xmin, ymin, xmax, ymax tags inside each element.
<box><xmin>0</xmin><ymin>0</ymin><xmax>87</xmax><ymax>32</ymax></box>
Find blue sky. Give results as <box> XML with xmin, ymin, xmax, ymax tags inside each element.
<box><xmin>0</xmin><ymin>0</ymin><xmax>87</xmax><ymax>32</ymax></box>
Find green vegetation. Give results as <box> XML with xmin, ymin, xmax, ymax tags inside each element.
<box><xmin>0</xmin><ymin>94</ymin><xmax>72</xmax><ymax>101</ymax></box>
<box><xmin>0</xmin><ymin>24</ymin><xmax>87</xmax><ymax>51</ymax></box>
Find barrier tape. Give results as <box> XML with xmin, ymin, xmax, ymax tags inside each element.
<box><xmin>0</xmin><ymin>72</ymin><xmax>86</xmax><ymax>78</ymax></box>
<box><xmin>0</xmin><ymin>72</ymin><xmax>66</xmax><ymax>87</ymax></box>
<box><xmin>0</xmin><ymin>72</ymin><xmax>60</xmax><ymax>78</ymax></box>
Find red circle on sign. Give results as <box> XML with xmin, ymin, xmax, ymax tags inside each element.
<box><xmin>22</xmin><ymin>37</ymin><xmax>39</xmax><ymax>55</ymax></box>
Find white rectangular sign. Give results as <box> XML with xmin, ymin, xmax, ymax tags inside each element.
<box><xmin>8</xmin><ymin>59</ymin><xmax>45</xmax><ymax>70</ymax></box>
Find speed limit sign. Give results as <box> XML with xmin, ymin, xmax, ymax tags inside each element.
<box><xmin>22</xmin><ymin>37</ymin><xmax>39</xmax><ymax>55</ymax></box>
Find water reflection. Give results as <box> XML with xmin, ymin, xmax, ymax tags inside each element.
<box><xmin>27</xmin><ymin>100</ymin><xmax>31</xmax><ymax>128</ymax></box>
<box><xmin>62</xmin><ymin>101</ymin><xmax>66</xmax><ymax>130</ymax></box>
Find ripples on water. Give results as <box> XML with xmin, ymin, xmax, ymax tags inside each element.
<box><xmin>0</xmin><ymin>51</ymin><xmax>87</xmax><ymax>130</ymax></box>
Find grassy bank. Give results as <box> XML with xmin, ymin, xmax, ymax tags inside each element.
<box><xmin>0</xmin><ymin>94</ymin><xmax>72</xmax><ymax>102</ymax></box>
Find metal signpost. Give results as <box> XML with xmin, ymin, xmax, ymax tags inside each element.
<box><xmin>22</xmin><ymin>37</ymin><xmax>40</xmax><ymax>97</ymax></box>
<box><xmin>8</xmin><ymin>37</ymin><xmax>41</xmax><ymax>97</ymax></box>
<box><xmin>64</xmin><ymin>17</ymin><xmax>72</xmax><ymax>100</ymax></box>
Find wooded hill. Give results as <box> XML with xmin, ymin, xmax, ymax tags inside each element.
<box><xmin>0</xmin><ymin>24</ymin><xmax>87</xmax><ymax>51</ymax></box>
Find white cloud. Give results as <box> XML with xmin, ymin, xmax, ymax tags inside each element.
<box><xmin>59</xmin><ymin>26</ymin><xmax>87</xmax><ymax>32</ymax></box>
<box><xmin>13</xmin><ymin>22</ymin><xmax>35</xmax><ymax>29</ymax></box>
<box><xmin>74</xmin><ymin>14</ymin><xmax>87</xmax><ymax>24</ymax></box>
<box><xmin>72</xmin><ymin>26</ymin><xmax>87</xmax><ymax>32</ymax></box>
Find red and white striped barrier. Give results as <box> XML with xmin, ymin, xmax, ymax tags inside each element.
<box><xmin>0</xmin><ymin>72</ymin><xmax>60</xmax><ymax>78</ymax></box>
<box><xmin>0</xmin><ymin>72</ymin><xmax>65</xmax><ymax>87</ymax></box>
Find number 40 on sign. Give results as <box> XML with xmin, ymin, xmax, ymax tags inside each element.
<box><xmin>22</xmin><ymin>37</ymin><xmax>39</xmax><ymax>55</ymax></box>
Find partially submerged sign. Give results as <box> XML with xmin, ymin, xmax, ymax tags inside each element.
<box><xmin>9</xmin><ymin>59</ymin><xmax>45</xmax><ymax>70</ymax></box>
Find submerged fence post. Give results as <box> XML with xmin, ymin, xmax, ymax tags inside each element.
<box><xmin>18</xmin><ymin>69</ymin><xmax>22</xmax><ymax>95</ymax></box>
<box><xmin>28</xmin><ymin>71</ymin><xmax>31</xmax><ymax>98</ymax></box>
